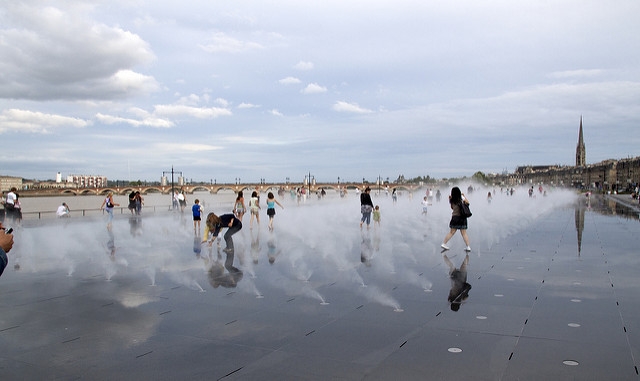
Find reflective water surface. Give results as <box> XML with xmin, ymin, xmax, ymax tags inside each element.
<box><xmin>1</xmin><ymin>190</ymin><xmax>639</xmax><ymax>380</ymax></box>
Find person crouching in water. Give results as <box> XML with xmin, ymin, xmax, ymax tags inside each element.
<box><xmin>202</xmin><ymin>212</ymin><xmax>242</xmax><ymax>253</ymax></box>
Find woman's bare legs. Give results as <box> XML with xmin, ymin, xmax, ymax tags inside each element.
<box><xmin>443</xmin><ymin>228</ymin><xmax>457</xmax><ymax>245</ymax></box>
<box><xmin>460</xmin><ymin>229</ymin><xmax>470</xmax><ymax>247</ymax></box>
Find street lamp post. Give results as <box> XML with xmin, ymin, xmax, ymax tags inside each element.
<box><xmin>162</xmin><ymin>166</ymin><xmax>182</xmax><ymax>210</ymax></box>
<box><xmin>307</xmin><ymin>171</ymin><xmax>314</xmax><ymax>197</ymax></box>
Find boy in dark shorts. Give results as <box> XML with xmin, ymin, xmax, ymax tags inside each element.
<box><xmin>192</xmin><ymin>199</ymin><xmax>203</xmax><ymax>235</ymax></box>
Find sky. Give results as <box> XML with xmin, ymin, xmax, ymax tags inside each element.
<box><xmin>1</xmin><ymin>0</ymin><xmax>639</xmax><ymax>184</ymax></box>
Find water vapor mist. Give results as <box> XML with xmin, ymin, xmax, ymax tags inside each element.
<box><xmin>10</xmin><ymin>184</ymin><xmax>576</xmax><ymax>310</ymax></box>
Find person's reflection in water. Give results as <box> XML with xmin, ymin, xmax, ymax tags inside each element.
<box><xmin>373</xmin><ymin>228</ymin><xmax>381</xmax><ymax>252</ymax></box>
<box><xmin>251</xmin><ymin>228</ymin><xmax>260</xmax><ymax>264</ymax></box>
<box><xmin>207</xmin><ymin>248</ymin><xmax>243</xmax><ymax>289</ymax></box>
<box><xmin>128</xmin><ymin>215</ymin><xmax>143</xmax><ymax>237</ymax></box>
<box><xmin>360</xmin><ymin>231</ymin><xmax>373</xmax><ymax>266</ymax></box>
<box><xmin>193</xmin><ymin>236</ymin><xmax>202</xmax><ymax>258</ymax></box>
<box><xmin>444</xmin><ymin>253</ymin><xmax>471</xmax><ymax>311</ymax></box>
<box><xmin>267</xmin><ymin>235</ymin><xmax>281</xmax><ymax>265</ymax></box>
<box><xmin>106</xmin><ymin>226</ymin><xmax>116</xmax><ymax>261</ymax></box>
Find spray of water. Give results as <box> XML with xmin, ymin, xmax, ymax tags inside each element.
<box><xmin>11</xmin><ymin>184</ymin><xmax>576</xmax><ymax>310</ymax></box>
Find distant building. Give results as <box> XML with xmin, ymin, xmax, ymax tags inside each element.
<box><xmin>490</xmin><ymin>117</ymin><xmax>640</xmax><ymax>192</ymax></box>
<box><xmin>0</xmin><ymin>176</ymin><xmax>23</xmax><ymax>192</ymax></box>
<box><xmin>66</xmin><ymin>174</ymin><xmax>108</xmax><ymax>188</ymax></box>
<box><xmin>576</xmin><ymin>116</ymin><xmax>586</xmax><ymax>167</ymax></box>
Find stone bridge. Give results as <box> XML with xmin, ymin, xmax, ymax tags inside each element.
<box><xmin>22</xmin><ymin>183</ymin><xmax>419</xmax><ymax>197</ymax></box>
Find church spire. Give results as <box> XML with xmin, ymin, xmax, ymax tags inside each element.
<box><xmin>576</xmin><ymin>116</ymin><xmax>586</xmax><ymax>167</ymax></box>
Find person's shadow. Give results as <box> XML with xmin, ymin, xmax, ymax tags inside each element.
<box><xmin>444</xmin><ymin>253</ymin><xmax>471</xmax><ymax>311</ymax></box>
<box><xmin>208</xmin><ymin>248</ymin><xmax>243</xmax><ymax>289</ymax></box>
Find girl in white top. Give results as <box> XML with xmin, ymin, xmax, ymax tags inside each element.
<box><xmin>249</xmin><ymin>191</ymin><xmax>260</xmax><ymax>229</ymax></box>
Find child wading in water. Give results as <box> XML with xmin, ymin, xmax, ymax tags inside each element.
<box><xmin>234</xmin><ymin>191</ymin><xmax>246</xmax><ymax>220</ymax></box>
<box><xmin>192</xmin><ymin>199</ymin><xmax>203</xmax><ymax>235</ymax></box>
<box><xmin>249</xmin><ymin>191</ymin><xmax>260</xmax><ymax>229</ymax></box>
<box><xmin>372</xmin><ymin>205</ymin><xmax>381</xmax><ymax>228</ymax></box>
<box><xmin>266</xmin><ymin>192</ymin><xmax>284</xmax><ymax>231</ymax></box>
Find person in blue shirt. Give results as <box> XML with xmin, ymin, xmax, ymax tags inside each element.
<box><xmin>192</xmin><ymin>199</ymin><xmax>203</xmax><ymax>235</ymax></box>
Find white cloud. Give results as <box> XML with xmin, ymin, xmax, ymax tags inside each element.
<box><xmin>214</xmin><ymin>98</ymin><xmax>230</xmax><ymax>107</ymax></box>
<box><xmin>0</xmin><ymin>4</ymin><xmax>156</xmax><ymax>101</ymax></box>
<box><xmin>153</xmin><ymin>104</ymin><xmax>232</xmax><ymax>119</ymax></box>
<box><xmin>176</xmin><ymin>94</ymin><xmax>201</xmax><ymax>105</ymax></box>
<box><xmin>332</xmin><ymin>101</ymin><xmax>373</xmax><ymax>114</ymax></box>
<box><xmin>95</xmin><ymin>113</ymin><xmax>174</xmax><ymax>128</ymax></box>
<box><xmin>279</xmin><ymin>76</ymin><xmax>301</xmax><ymax>85</ymax></box>
<box><xmin>238</xmin><ymin>103</ymin><xmax>260</xmax><ymax>109</ymax></box>
<box><xmin>0</xmin><ymin>109</ymin><xmax>90</xmax><ymax>133</ymax></box>
<box><xmin>199</xmin><ymin>32</ymin><xmax>264</xmax><ymax>53</ymax></box>
<box><xmin>1</xmin><ymin>1</ymin><xmax>639</xmax><ymax>181</ymax></box>
<box><xmin>153</xmin><ymin>143</ymin><xmax>222</xmax><ymax>153</ymax></box>
<box><xmin>302</xmin><ymin>83</ymin><xmax>327</xmax><ymax>94</ymax></box>
<box><xmin>294</xmin><ymin>61</ymin><xmax>314</xmax><ymax>71</ymax></box>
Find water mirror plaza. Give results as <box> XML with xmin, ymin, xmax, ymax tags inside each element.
<box><xmin>1</xmin><ymin>189</ymin><xmax>640</xmax><ymax>380</ymax></box>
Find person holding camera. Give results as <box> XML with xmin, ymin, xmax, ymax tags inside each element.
<box><xmin>0</xmin><ymin>222</ymin><xmax>14</xmax><ymax>277</ymax></box>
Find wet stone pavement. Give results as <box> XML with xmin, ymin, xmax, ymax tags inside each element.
<box><xmin>1</xmin><ymin>194</ymin><xmax>640</xmax><ymax>380</ymax></box>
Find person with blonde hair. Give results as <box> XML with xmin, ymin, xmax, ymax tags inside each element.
<box><xmin>202</xmin><ymin>212</ymin><xmax>242</xmax><ymax>253</ymax></box>
<box><xmin>100</xmin><ymin>192</ymin><xmax>119</xmax><ymax>228</ymax></box>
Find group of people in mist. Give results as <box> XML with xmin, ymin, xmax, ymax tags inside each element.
<box><xmin>359</xmin><ymin>185</ymin><xmax>473</xmax><ymax>311</ymax></box>
<box><xmin>97</xmin><ymin>184</ymin><xmax>475</xmax><ymax>307</ymax></box>
<box><xmin>193</xmin><ymin>190</ymin><xmax>284</xmax><ymax>289</ymax></box>
<box><xmin>1</xmin><ymin>182</ymin><xmax>476</xmax><ymax>310</ymax></box>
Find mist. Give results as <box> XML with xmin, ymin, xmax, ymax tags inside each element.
<box><xmin>8</xmin><ymin>184</ymin><xmax>577</xmax><ymax>311</ymax></box>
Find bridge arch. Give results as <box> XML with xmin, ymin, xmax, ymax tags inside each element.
<box><xmin>22</xmin><ymin>182</ymin><xmax>418</xmax><ymax>197</ymax></box>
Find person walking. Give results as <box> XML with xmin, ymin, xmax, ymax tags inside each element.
<box><xmin>134</xmin><ymin>191</ymin><xmax>143</xmax><ymax>215</ymax></box>
<box><xmin>234</xmin><ymin>191</ymin><xmax>246</xmax><ymax>220</ymax></box>
<box><xmin>249</xmin><ymin>191</ymin><xmax>260</xmax><ymax>229</ymax></box>
<box><xmin>440</xmin><ymin>186</ymin><xmax>471</xmax><ymax>252</ymax></box>
<box><xmin>202</xmin><ymin>212</ymin><xmax>242</xmax><ymax>253</ymax></box>
<box><xmin>266</xmin><ymin>192</ymin><xmax>284</xmax><ymax>231</ymax></box>
<box><xmin>3</xmin><ymin>187</ymin><xmax>18</xmax><ymax>223</ymax></box>
<box><xmin>100</xmin><ymin>192</ymin><xmax>119</xmax><ymax>229</ymax></box>
<box><xmin>178</xmin><ymin>188</ymin><xmax>187</xmax><ymax>213</ymax></box>
<box><xmin>372</xmin><ymin>205</ymin><xmax>381</xmax><ymax>228</ymax></box>
<box><xmin>421</xmin><ymin>196</ymin><xmax>430</xmax><ymax>215</ymax></box>
<box><xmin>360</xmin><ymin>187</ymin><xmax>374</xmax><ymax>229</ymax></box>
<box><xmin>128</xmin><ymin>190</ymin><xmax>137</xmax><ymax>215</ymax></box>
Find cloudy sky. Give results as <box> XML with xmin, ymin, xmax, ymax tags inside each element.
<box><xmin>1</xmin><ymin>1</ymin><xmax>638</xmax><ymax>184</ymax></box>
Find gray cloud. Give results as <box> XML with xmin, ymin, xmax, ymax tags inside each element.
<box><xmin>1</xmin><ymin>0</ymin><xmax>639</xmax><ymax>182</ymax></box>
